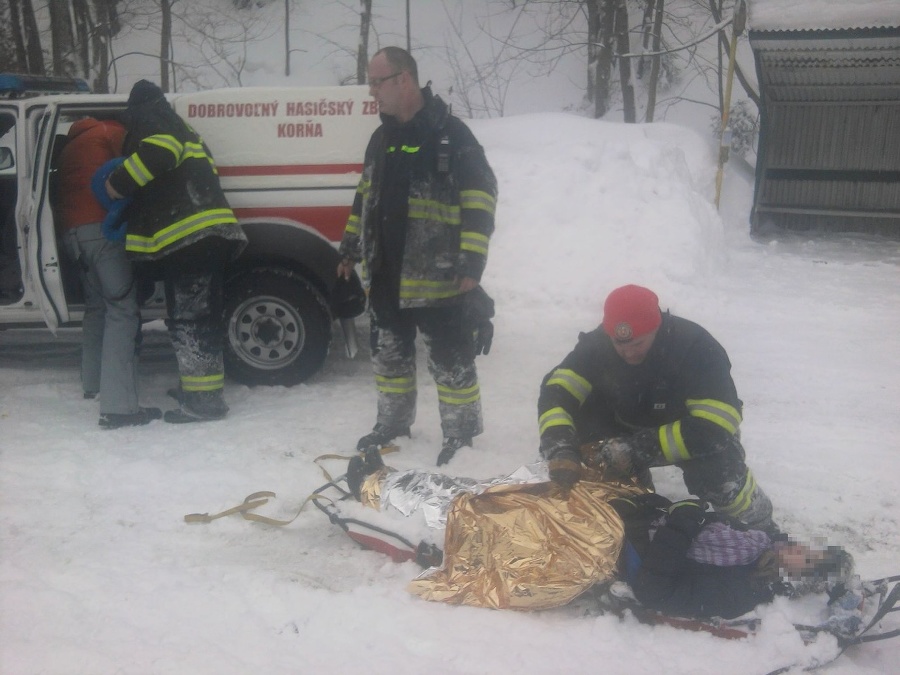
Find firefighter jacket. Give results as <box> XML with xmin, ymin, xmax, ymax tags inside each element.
<box><xmin>538</xmin><ymin>313</ymin><xmax>743</xmax><ymax>467</ymax></box>
<box><xmin>339</xmin><ymin>86</ymin><xmax>497</xmax><ymax>309</ymax></box>
<box><xmin>57</xmin><ymin>118</ymin><xmax>126</xmax><ymax>231</ymax></box>
<box><xmin>108</xmin><ymin>97</ymin><xmax>246</xmax><ymax>262</ymax></box>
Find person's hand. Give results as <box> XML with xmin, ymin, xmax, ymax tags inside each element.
<box><xmin>581</xmin><ymin>437</ymin><xmax>636</xmax><ymax>480</ymax></box>
<box><xmin>104</xmin><ymin>178</ymin><xmax>124</xmax><ymax>201</ymax></box>
<box><xmin>337</xmin><ymin>256</ymin><xmax>354</xmax><ymax>280</ymax></box>
<box><xmin>457</xmin><ymin>276</ymin><xmax>478</xmax><ymax>293</ymax></box>
<box><xmin>548</xmin><ymin>447</ymin><xmax>582</xmax><ymax>491</ymax></box>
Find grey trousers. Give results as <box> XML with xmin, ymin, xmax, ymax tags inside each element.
<box><xmin>64</xmin><ymin>223</ymin><xmax>141</xmax><ymax>415</ymax></box>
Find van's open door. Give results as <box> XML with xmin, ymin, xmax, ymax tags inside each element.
<box><xmin>24</xmin><ymin>103</ymin><xmax>68</xmax><ymax>331</ymax></box>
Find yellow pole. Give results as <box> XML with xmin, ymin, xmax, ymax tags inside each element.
<box><xmin>714</xmin><ymin>0</ymin><xmax>746</xmax><ymax>209</ymax></box>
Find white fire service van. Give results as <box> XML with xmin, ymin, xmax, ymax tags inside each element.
<box><xmin>0</xmin><ymin>75</ymin><xmax>381</xmax><ymax>385</ymax></box>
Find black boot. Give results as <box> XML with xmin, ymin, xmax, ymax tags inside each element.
<box><xmin>437</xmin><ymin>436</ymin><xmax>472</xmax><ymax>466</ymax></box>
<box><xmin>164</xmin><ymin>390</ymin><xmax>228</xmax><ymax>423</ymax></box>
<box><xmin>99</xmin><ymin>406</ymin><xmax>162</xmax><ymax>429</ymax></box>
<box><xmin>356</xmin><ymin>423</ymin><xmax>411</xmax><ymax>452</ymax></box>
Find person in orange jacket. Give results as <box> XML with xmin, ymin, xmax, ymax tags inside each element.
<box><xmin>58</xmin><ymin>117</ymin><xmax>160</xmax><ymax>428</ymax></box>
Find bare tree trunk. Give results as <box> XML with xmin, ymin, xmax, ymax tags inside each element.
<box><xmin>49</xmin><ymin>0</ymin><xmax>76</xmax><ymax>76</ymax></box>
<box><xmin>614</xmin><ymin>0</ymin><xmax>635</xmax><ymax>123</ymax></box>
<box><xmin>72</xmin><ymin>0</ymin><xmax>92</xmax><ymax>78</ymax></box>
<box><xmin>160</xmin><ymin>0</ymin><xmax>172</xmax><ymax>91</ymax></box>
<box><xmin>645</xmin><ymin>0</ymin><xmax>665</xmax><ymax>122</ymax></box>
<box><xmin>637</xmin><ymin>0</ymin><xmax>654</xmax><ymax>79</ymax></box>
<box><xmin>357</xmin><ymin>0</ymin><xmax>372</xmax><ymax>84</ymax></box>
<box><xmin>92</xmin><ymin>0</ymin><xmax>116</xmax><ymax>92</ymax></box>
<box><xmin>596</xmin><ymin>0</ymin><xmax>615</xmax><ymax>118</ymax></box>
<box><xmin>8</xmin><ymin>0</ymin><xmax>30</xmax><ymax>73</ymax></box>
<box><xmin>405</xmin><ymin>0</ymin><xmax>410</xmax><ymax>53</ymax></box>
<box><xmin>284</xmin><ymin>0</ymin><xmax>290</xmax><ymax>76</ymax></box>
<box><xmin>22</xmin><ymin>0</ymin><xmax>44</xmax><ymax>74</ymax></box>
<box><xmin>586</xmin><ymin>0</ymin><xmax>600</xmax><ymax>109</ymax></box>
<box><xmin>103</xmin><ymin>0</ymin><xmax>120</xmax><ymax>35</ymax></box>
<box><xmin>712</xmin><ymin>0</ymin><xmax>723</xmax><ymax>111</ymax></box>
<box><xmin>586</xmin><ymin>0</ymin><xmax>614</xmax><ymax>118</ymax></box>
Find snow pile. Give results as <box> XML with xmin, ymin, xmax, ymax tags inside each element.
<box><xmin>1</xmin><ymin>111</ymin><xmax>899</xmax><ymax>674</ymax></box>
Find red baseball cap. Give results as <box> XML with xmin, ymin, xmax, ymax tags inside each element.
<box><xmin>602</xmin><ymin>285</ymin><xmax>661</xmax><ymax>342</ymax></box>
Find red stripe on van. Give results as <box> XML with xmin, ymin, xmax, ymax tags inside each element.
<box><xmin>233</xmin><ymin>206</ymin><xmax>351</xmax><ymax>242</ymax></box>
<box><xmin>219</xmin><ymin>164</ymin><xmax>363</xmax><ymax>177</ymax></box>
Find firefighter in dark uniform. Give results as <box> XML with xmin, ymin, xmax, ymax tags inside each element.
<box><xmin>538</xmin><ymin>284</ymin><xmax>779</xmax><ymax>533</ymax></box>
<box><xmin>338</xmin><ymin>47</ymin><xmax>497</xmax><ymax>465</ymax></box>
<box><xmin>106</xmin><ymin>80</ymin><xmax>247</xmax><ymax>422</ymax></box>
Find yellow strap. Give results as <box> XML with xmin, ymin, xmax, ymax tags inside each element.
<box><xmin>184</xmin><ymin>491</ymin><xmax>276</xmax><ymax>523</ymax></box>
<box><xmin>183</xmin><ymin>447</ymin><xmax>400</xmax><ymax>525</ymax></box>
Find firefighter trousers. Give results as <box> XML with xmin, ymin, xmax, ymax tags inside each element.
<box><xmin>678</xmin><ymin>438</ymin><xmax>776</xmax><ymax>534</ymax></box>
<box><xmin>159</xmin><ymin>238</ymin><xmax>230</xmax><ymax>396</ymax></box>
<box><xmin>369</xmin><ymin>303</ymin><xmax>482</xmax><ymax>440</ymax></box>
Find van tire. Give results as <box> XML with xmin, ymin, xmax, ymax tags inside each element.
<box><xmin>223</xmin><ymin>269</ymin><xmax>332</xmax><ymax>386</ymax></box>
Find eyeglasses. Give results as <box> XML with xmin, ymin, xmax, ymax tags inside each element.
<box><xmin>369</xmin><ymin>72</ymin><xmax>403</xmax><ymax>87</ymax></box>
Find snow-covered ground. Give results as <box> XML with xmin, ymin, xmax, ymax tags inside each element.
<box><xmin>1</xmin><ymin>111</ymin><xmax>898</xmax><ymax>674</ymax></box>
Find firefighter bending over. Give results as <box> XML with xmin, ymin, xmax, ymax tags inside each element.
<box><xmin>538</xmin><ymin>284</ymin><xmax>779</xmax><ymax>535</ymax></box>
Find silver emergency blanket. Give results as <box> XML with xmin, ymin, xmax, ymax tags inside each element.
<box><xmin>372</xmin><ymin>462</ymin><xmax>549</xmax><ymax>529</ymax></box>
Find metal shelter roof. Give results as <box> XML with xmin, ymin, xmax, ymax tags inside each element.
<box><xmin>751</xmin><ymin>28</ymin><xmax>900</xmax><ymax>103</ymax></box>
<box><xmin>748</xmin><ymin>27</ymin><xmax>900</xmax><ymax>235</ymax></box>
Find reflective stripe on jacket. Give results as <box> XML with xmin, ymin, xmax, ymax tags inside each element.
<box><xmin>537</xmin><ymin>314</ymin><xmax>743</xmax><ymax>464</ymax></box>
<box><xmin>109</xmin><ymin>121</ymin><xmax>245</xmax><ymax>261</ymax></box>
<box><xmin>339</xmin><ymin>87</ymin><xmax>497</xmax><ymax>308</ymax></box>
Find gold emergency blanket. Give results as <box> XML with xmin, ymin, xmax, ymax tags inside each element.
<box><xmin>408</xmin><ymin>479</ymin><xmax>644</xmax><ymax>610</ymax></box>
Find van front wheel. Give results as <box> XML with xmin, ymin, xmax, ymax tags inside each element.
<box><xmin>223</xmin><ymin>270</ymin><xmax>332</xmax><ymax>386</ymax></box>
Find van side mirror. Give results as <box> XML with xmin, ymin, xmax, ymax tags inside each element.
<box><xmin>0</xmin><ymin>147</ymin><xmax>13</xmax><ymax>171</ymax></box>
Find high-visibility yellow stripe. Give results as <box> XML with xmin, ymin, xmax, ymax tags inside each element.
<box><xmin>125</xmin><ymin>136</ymin><xmax>214</xmax><ymax>188</ymax></box>
<box><xmin>180</xmin><ymin>141</ymin><xmax>209</xmax><ymax>162</ymax></box>
<box><xmin>686</xmin><ymin>398</ymin><xmax>742</xmax><ymax>434</ymax></box>
<box><xmin>539</xmin><ymin>407</ymin><xmax>574</xmax><ymax>435</ymax></box>
<box><xmin>659</xmin><ymin>420</ymin><xmax>691</xmax><ymax>463</ymax></box>
<box><xmin>437</xmin><ymin>383</ymin><xmax>480</xmax><ymax>406</ymax></box>
<box><xmin>345</xmin><ymin>214</ymin><xmax>360</xmax><ymax>236</ymax></box>
<box><xmin>181</xmin><ymin>373</ymin><xmax>225</xmax><ymax>392</ymax></box>
<box><xmin>123</xmin><ymin>154</ymin><xmax>153</xmax><ymax>186</ymax></box>
<box><xmin>144</xmin><ymin>134</ymin><xmax>183</xmax><ymax>159</ymax></box>
<box><xmin>460</xmin><ymin>231</ymin><xmax>489</xmax><ymax>256</ymax></box>
<box><xmin>460</xmin><ymin>189</ymin><xmax>496</xmax><ymax>215</ymax></box>
<box><xmin>386</xmin><ymin>145</ymin><xmax>420</xmax><ymax>154</ymax></box>
<box><xmin>719</xmin><ymin>471</ymin><xmax>757</xmax><ymax>517</ymax></box>
<box><xmin>407</xmin><ymin>198</ymin><xmax>461</xmax><ymax>225</ymax></box>
<box><xmin>126</xmin><ymin>208</ymin><xmax>237</xmax><ymax>254</ymax></box>
<box><xmin>399</xmin><ymin>278</ymin><xmax>460</xmax><ymax>300</ymax></box>
<box><xmin>375</xmin><ymin>374</ymin><xmax>416</xmax><ymax>395</ymax></box>
<box><xmin>545</xmin><ymin>368</ymin><xmax>592</xmax><ymax>405</ymax></box>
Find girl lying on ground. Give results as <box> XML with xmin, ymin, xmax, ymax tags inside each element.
<box><xmin>344</xmin><ymin>448</ymin><xmax>861</xmax><ymax>635</ymax></box>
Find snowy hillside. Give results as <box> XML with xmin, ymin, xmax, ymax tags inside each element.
<box><xmin>1</xmin><ymin>111</ymin><xmax>899</xmax><ymax>674</ymax></box>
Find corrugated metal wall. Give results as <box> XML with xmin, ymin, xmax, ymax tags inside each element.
<box><xmin>750</xmin><ymin>28</ymin><xmax>900</xmax><ymax>235</ymax></box>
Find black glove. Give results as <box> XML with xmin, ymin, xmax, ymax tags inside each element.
<box><xmin>548</xmin><ymin>447</ymin><xmax>582</xmax><ymax>491</ymax></box>
<box><xmin>665</xmin><ymin>499</ymin><xmax>707</xmax><ymax>539</ymax></box>
<box><xmin>463</xmin><ymin>286</ymin><xmax>495</xmax><ymax>356</ymax></box>
<box><xmin>474</xmin><ymin>319</ymin><xmax>493</xmax><ymax>356</ymax></box>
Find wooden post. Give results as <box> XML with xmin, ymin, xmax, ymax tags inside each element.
<box><xmin>714</xmin><ymin>0</ymin><xmax>746</xmax><ymax>209</ymax></box>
